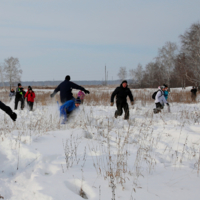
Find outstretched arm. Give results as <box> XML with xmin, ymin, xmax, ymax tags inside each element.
<box><xmin>70</xmin><ymin>82</ymin><xmax>90</xmax><ymax>94</ymax></box>
<box><xmin>50</xmin><ymin>84</ymin><xmax>61</xmax><ymax>98</ymax></box>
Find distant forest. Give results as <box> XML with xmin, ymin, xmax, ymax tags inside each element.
<box><xmin>0</xmin><ymin>80</ymin><xmax>121</xmax><ymax>88</ymax></box>
<box><xmin>117</xmin><ymin>22</ymin><xmax>200</xmax><ymax>89</ymax></box>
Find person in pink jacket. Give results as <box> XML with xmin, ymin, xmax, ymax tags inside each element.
<box><xmin>77</xmin><ymin>90</ymin><xmax>85</xmax><ymax>104</ymax></box>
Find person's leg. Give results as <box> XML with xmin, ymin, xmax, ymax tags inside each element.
<box><xmin>123</xmin><ymin>102</ymin><xmax>129</xmax><ymax>120</ymax></box>
<box><xmin>15</xmin><ymin>98</ymin><xmax>19</xmax><ymax>110</ymax></box>
<box><xmin>21</xmin><ymin>98</ymin><xmax>24</xmax><ymax>110</ymax></box>
<box><xmin>27</xmin><ymin>101</ymin><xmax>31</xmax><ymax>110</ymax></box>
<box><xmin>115</xmin><ymin>101</ymin><xmax>123</xmax><ymax>118</ymax></box>
<box><xmin>154</xmin><ymin>102</ymin><xmax>163</xmax><ymax>113</ymax></box>
<box><xmin>0</xmin><ymin>101</ymin><xmax>17</xmax><ymax>121</ymax></box>
<box><xmin>156</xmin><ymin>102</ymin><xmax>163</xmax><ymax>109</ymax></box>
<box><xmin>30</xmin><ymin>102</ymin><xmax>34</xmax><ymax>111</ymax></box>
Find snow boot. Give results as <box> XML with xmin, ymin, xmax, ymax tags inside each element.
<box><xmin>114</xmin><ymin>111</ymin><xmax>118</xmax><ymax>118</ymax></box>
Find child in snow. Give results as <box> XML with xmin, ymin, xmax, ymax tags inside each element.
<box><xmin>0</xmin><ymin>101</ymin><xmax>17</xmax><ymax>121</ymax></box>
<box><xmin>24</xmin><ymin>86</ymin><xmax>35</xmax><ymax>111</ymax></box>
<box><xmin>163</xmin><ymin>84</ymin><xmax>169</xmax><ymax>100</ymax></box>
<box><xmin>77</xmin><ymin>90</ymin><xmax>85</xmax><ymax>104</ymax></box>
<box><xmin>154</xmin><ymin>85</ymin><xmax>170</xmax><ymax>113</ymax></box>
<box><xmin>60</xmin><ymin>97</ymin><xmax>81</xmax><ymax>124</ymax></box>
<box><xmin>9</xmin><ymin>89</ymin><xmax>16</xmax><ymax>101</ymax></box>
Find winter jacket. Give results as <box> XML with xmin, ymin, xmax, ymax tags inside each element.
<box><xmin>9</xmin><ymin>91</ymin><xmax>16</xmax><ymax>98</ymax></box>
<box><xmin>191</xmin><ymin>88</ymin><xmax>197</xmax><ymax>95</ymax></box>
<box><xmin>24</xmin><ymin>91</ymin><xmax>35</xmax><ymax>102</ymax></box>
<box><xmin>111</xmin><ymin>82</ymin><xmax>134</xmax><ymax>103</ymax></box>
<box><xmin>155</xmin><ymin>90</ymin><xmax>168</xmax><ymax>105</ymax></box>
<box><xmin>52</xmin><ymin>80</ymin><xmax>87</xmax><ymax>104</ymax></box>
<box><xmin>77</xmin><ymin>90</ymin><xmax>85</xmax><ymax>100</ymax></box>
<box><xmin>15</xmin><ymin>87</ymin><xmax>23</xmax><ymax>99</ymax></box>
<box><xmin>60</xmin><ymin>100</ymin><xmax>77</xmax><ymax>119</ymax></box>
<box><xmin>164</xmin><ymin>90</ymin><xmax>169</xmax><ymax>100</ymax></box>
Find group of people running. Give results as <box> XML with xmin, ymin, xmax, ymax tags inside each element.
<box><xmin>0</xmin><ymin>74</ymin><xmax>198</xmax><ymax>123</ymax></box>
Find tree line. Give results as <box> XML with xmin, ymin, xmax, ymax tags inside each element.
<box><xmin>118</xmin><ymin>22</ymin><xmax>200</xmax><ymax>89</ymax></box>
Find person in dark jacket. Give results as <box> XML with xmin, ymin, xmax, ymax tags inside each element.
<box><xmin>110</xmin><ymin>80</ymin><xmax>134</xmax><ymax>120</ymax></box>
<box><xmin>50</xmin><ymin>75</ymin><xmax>90</xmax><ymax>104</ymax></box>
<box><xmin>15</xmin><ymin>83</ymin><xmax>25</xmax><ymax>110</ymax></box>
<box><xmin>191</xmin><ymin>86</ymin><xmax>197</xmax><ymax>101</ymax></box>
<box><xmin>0</xmin><ymin>101</ymin><xmax>17</xmax><ymax>121</ymax></box>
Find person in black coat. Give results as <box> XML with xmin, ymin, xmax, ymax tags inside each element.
<box><xmin>15</xmin><ymin>83</ymin><xmax>25</xmax><ymax>110</ymax></box>
<box><xmin>191</xmin><ymin>86</ymin><xmax>197</xmax><ymax>101</ymax></box>
<box><xmin>110</xmin><ymin>80</ymin><xmax>134</xmax><ymax>120</ymax></box>
<box><xmin>50</xmin><ymin>75</ymin><xmax>90</xmax><ymax>104</ymax></box>
<box><xmin>0</xmin><ymin>101</ymin><xmax>17</xmax><ymax>121</ymax></box>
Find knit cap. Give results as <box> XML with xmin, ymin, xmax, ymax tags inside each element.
<box><xmin>75</xmin><ymin>97</ymin><xmax>81</xmax><ymax>104</ymax></box>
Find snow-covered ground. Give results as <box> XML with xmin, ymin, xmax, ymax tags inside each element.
<box><xmin>0</xmin><ymin>88</ymin><xmax>200</xmax><ymax>200</ymax></box>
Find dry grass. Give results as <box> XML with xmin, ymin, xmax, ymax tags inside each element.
<box><xmin>0</xmin><ymin>87</ymin><xmax>198</xmax><ymax>106</ymax></box>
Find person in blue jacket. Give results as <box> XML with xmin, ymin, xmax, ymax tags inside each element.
<box><xmin>163</xmin><ymin>84</ymin><xmax>169</xmax><ymax>100</ymax></box>
<box><xmin>60</xmin><ymin>97</ymin><xmax>81</xmax><ymax>123</ymax></box>
<box><xmin>50</xmin><ymin>75</ymin><xmax>90</xmax><ymax>104</ymax></box>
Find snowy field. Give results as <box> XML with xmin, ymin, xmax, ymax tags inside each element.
<box><xmin>0</xmin><ymin>87</ymin><xmax>200</xmax><ymax>200</ymax></box>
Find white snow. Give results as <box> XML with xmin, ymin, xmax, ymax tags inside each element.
<box><xmin>0</xmin><ymin>88</ymin><xmax>200</xmax><ymax>200</ymax></box>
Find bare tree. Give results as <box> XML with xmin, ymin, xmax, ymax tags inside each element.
<box><xmin>157</xmin><ymin>42</ymin><xmax>178</xmax><ymax>87</ymax></box>
<box><xmin>129</xmin><ymin>69</ymin><xmax>135</xmax><ymax>84</ymax></box>
<box><xmin>144</xmin><ymin>62</ymin><xmax>161</xmax><ymax>87</ymax></box>
<box><xmin>173</xmin><ymin>53</ymin><xmax>189</xmax><ymax>89</ymax></box>
<box><xmin>134</xmin><ymin>63</ymin><xmax>143</xmax><ymax>88</ymax></box>
<box><xmin>4</xmin><ymin>57</ymin><xmax>22</xmax><ymax>90</ymax></box>
<box><xmin>180</xmin><ymin>22</ymin><xmax>200</xmax><ymax>86</ymax></box>
<box><xmin>117</xmin><ymin>67</ymin><xmax>127</xmax><ymax>81</ymax></box>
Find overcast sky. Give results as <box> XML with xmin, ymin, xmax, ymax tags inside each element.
<box><xmin>0</xmin><ymin>0</ymin><xmax>200</xmax><ymax>81</ymax></box>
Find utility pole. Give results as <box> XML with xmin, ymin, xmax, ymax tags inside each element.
<box><xmin>105</xmin><ymin>65</ymin><xmax>107</xmax><ymax>86</ymax></box>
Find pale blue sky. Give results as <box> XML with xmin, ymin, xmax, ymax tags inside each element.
<box><xmin>0</xmin><ymin>0</ymin><xmax>200</xmax><ymax>81</ymax></box>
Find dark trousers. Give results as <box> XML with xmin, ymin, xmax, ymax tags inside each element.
<box><xmin>115</xmin><ymin>101</ymin><xmax>129</xmax><ymax>119</ymax></box>
<box><xmin>27</xmin><ymin>101</ymin><xmax>34</xmax><ymax>111</ymax></box>
<box><xmin>15</xmin><ymin>97</ymin><xmax>24</xmax><ymax>110</ymax></box>
<box><xmin>155</xmin><ymin>102</ymin><xmax>163</xmax><ymax>109</ymax></box>
<box><xmin>191</xmin><ymin>94</ymin><xmax>196</xmax><ymax>101</ymax></box>
<box><xmin>0</xmin><ymin>101</ymin><xmax>12</xmax><ymax>116</ymax></box>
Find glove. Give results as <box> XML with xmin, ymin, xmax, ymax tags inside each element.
<box><xmin>131</xmin><ymin>101</ymin><xmax>134</xmax><ymax>105</ymax></box>
<box><xmin>166</xmin><ymin>103</ymin><xmax>169</xmax><ymax>106</ymax></box>
<box><xmin>50</xmin><ymin>93</ymin><xmax>54</xmax><ymax>98</ymax></box>
<box><xmin>110</xmin><ymin>102</ymin><xmax>114</xmax><ymax>106</ymax></box>
<box><xmin>84</xmin><ymin>90</ymin><xmax>90</xmax><ymax>94</ymax></box>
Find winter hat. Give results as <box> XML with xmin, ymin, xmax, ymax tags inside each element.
<box><xmin>75</xmin><ymin>97</ymin><xmax>81</xmax><ymax>104</ymax></box>
<box><xmin>65</xmin><ymin>75</ymin><xmax>71</xmax><ymax>81</ymax></box>
<box><xmin>18</xmin><ymin>83</ymin><xmax>21</xmax><ymax>87</ymax></box>
<box><xmin>28</xmin><ymin>86</ymin><xmax>32</xmax><ymax>90</ymax></box>
<box><xmin>163</xmin><ymin>84</ymin><xmax>168</xmax><ymax>88</ymax></box>
<box><xmin>122</xmin><ymin>80</ymin><xmax>127</xmax><ymax>84</ymax></box>
<box><xmin>160</xmin><ymin>85</ymin><xmax>165</xmax><ymax>90</ymax></box>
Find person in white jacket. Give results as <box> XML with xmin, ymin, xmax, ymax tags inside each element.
<box><xmin>154</xmin><ymin>85</ymin><xmax>170</xmax><ymax>113</ymax></box>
